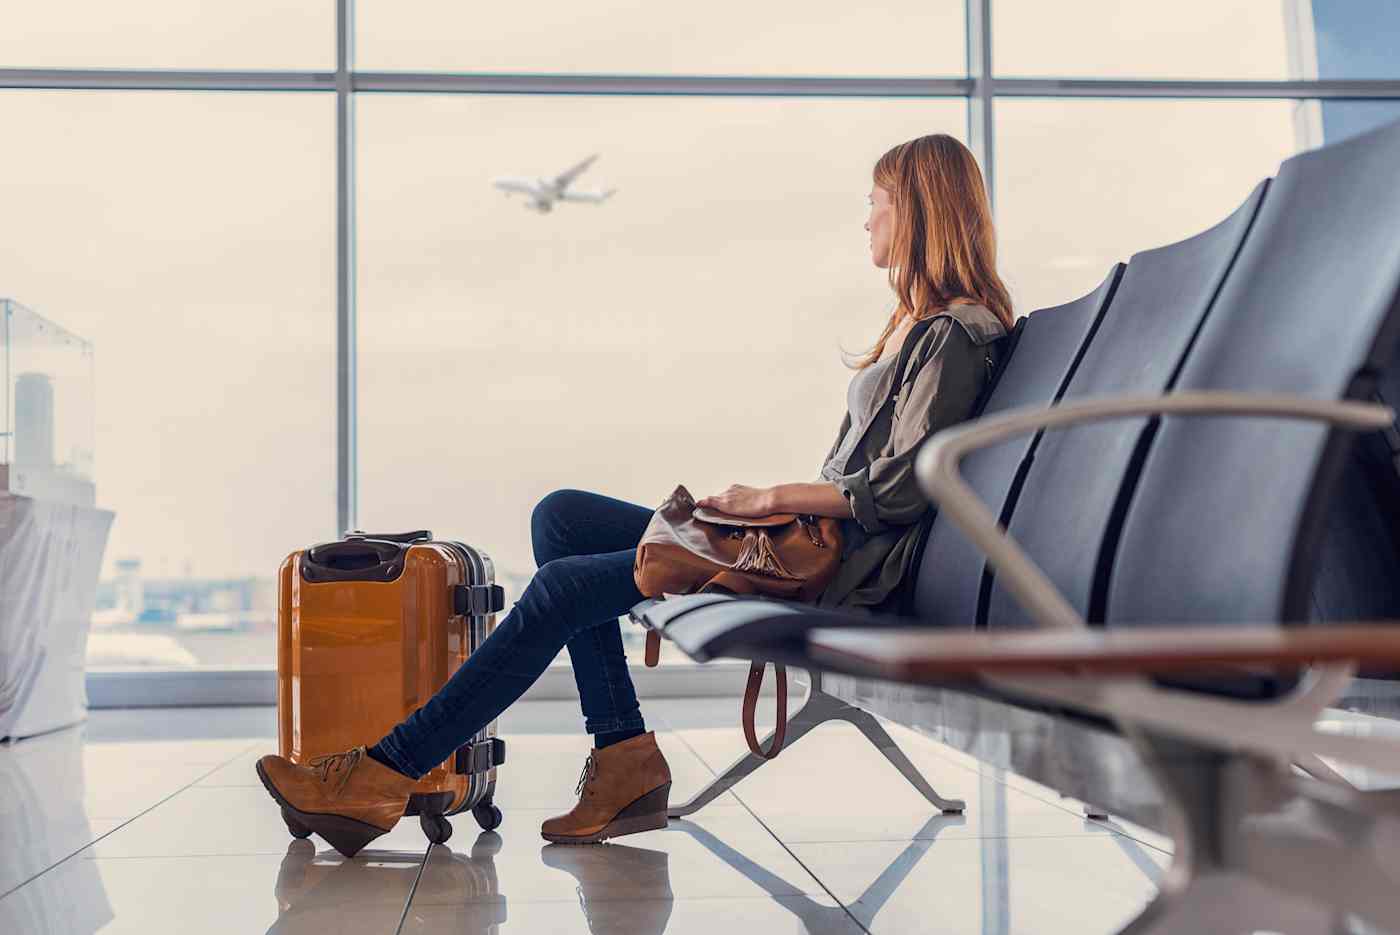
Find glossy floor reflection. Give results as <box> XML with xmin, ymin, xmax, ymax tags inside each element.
<box><xmin>1</xmin><ymin>698</ymin><xmax>1173</xmax><ymax>933</ymax></box>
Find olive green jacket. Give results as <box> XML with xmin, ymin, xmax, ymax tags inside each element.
<box><xmin>814</xmin><ymin>303</ymin><xmax>1008</xmax><ymax>612</ymax></box>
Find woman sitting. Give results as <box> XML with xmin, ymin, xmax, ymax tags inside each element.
<box><xmin>255</xmin><ymin>132</ymin><xmax>1013</xmax><ymax>849</ymax></box>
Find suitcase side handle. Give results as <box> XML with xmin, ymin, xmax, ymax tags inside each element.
<box><xmin>344</xmin><ymin>529</ymin><xmax>433</xmax><ymax>543</ymax></box>
<box><xmin>453</xmin><ymin>584</ymin><xmax>505</xmax><ymax>616</ymax></box>
<box><xmin>454</xmin><ymin>737</ymin><xmax>506</xmax><ymax>775</ymax></box>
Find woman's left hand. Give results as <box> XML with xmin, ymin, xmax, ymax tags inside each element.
<box><xmin>697</xmin><ymin>484</ymin><xmax>778</xmax><ymax>517</ymax></box>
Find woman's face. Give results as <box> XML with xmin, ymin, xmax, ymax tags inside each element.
<box><xmin>865</xmin><ymin>185</ymin><xmax>895</xmax><ymax>269</ymax></box>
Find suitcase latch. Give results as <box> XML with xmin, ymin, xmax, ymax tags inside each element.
<box><xmin>453</xmin><ymin>584</ymin><xmax>505</xmax><ymax>616</ymax></box>
<box><xmin>454</xmin><ymin>737</ymin><xmax>507</xmax><ymax>775</ymax></box>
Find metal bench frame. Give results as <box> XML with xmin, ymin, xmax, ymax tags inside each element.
<box><xmin>660</xmin><ymin>665</ymin><xmax>967</xmax><ymax>819</ymax></box>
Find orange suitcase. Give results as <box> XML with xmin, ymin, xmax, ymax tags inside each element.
<box><xmin>276</xmin><ymin>529</ymin><xmax>507</xmax><ymax>844</ymax></box>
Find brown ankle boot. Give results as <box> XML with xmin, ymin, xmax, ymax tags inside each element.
<box><xmin>541</xmin><ymin>732</ymin><xmax>672</xmax><ymax>845</ymax></box>
<box><xmin>256</xmin><ymin>746</ymin><xmax>418</xmax><ymax>857</ymax></box>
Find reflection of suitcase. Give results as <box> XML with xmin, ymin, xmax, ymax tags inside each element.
<box><xmin>276</xmin><ymin>529</ymin><xmax>507</xmax><ymax>844</ymax></box>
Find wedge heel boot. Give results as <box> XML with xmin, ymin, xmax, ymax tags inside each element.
<box><xmin>541</xmin><ymin>732</ymin><xmax>672</xmax><ymax>845</ymax></box>
<box><xmin>255</xmin><ymin>746</ymin><xmax>417</xmax><ymax>858</ymax></box>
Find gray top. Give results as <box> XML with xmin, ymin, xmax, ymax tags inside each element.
<box><xmin>824</xmin><ymin>352</ymin><xmax>900</xmax><ymax>476</ymax></box>
<box><xmin>812</xmin><ymin>302</ymin><xmax>1009</xmax><ymax>612</ymax></box>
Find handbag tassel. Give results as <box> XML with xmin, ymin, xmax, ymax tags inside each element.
<box><xmin>733</xmin><ymin>529</ymin><xmax>800</xmax><ymax>579</ymax></box>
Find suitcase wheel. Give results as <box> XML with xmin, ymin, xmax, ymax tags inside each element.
<box><xmin>281</xmin><ymin>807</ymin><xmax>313</xmax><ymax>840</ymax></box>
<box><xmin>472</xmin><ymin>802</ymin><xmax>503</xmax><ymax>832</ymax></box>
<box><xmin>420</xmin><ymin>813</ymin><xmax>454</xmax><ymax>846</ymax></box>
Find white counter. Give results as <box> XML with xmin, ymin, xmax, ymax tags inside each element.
<box><xmin>0</xmin><ymin>492</ymin><xmax>114</xmax><ymax>739</ymax></box>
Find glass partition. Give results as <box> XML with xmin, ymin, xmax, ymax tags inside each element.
<box><xmin>1</xmin><ymin>300</ymin><xmax>95</xmax><ymax>506</ymax></box>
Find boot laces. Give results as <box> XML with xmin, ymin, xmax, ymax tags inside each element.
<box><xmin>574</xmin><ymin>752</ymin><xmax>599</xmax><ymax>797</ymax></box>
<box><xmin>309</xmin><ymin>747</ymin><xmax>363</xmax><ymax>792</ymax></box>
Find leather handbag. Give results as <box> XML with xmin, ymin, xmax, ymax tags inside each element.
<box><xmin>633</xmin><ymin>483</ymin><xmax>842</xmax><ymax>759</ymax></box>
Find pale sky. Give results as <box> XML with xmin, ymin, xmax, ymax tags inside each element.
<box><xmin>0</xmin><ymin>1</ymin><xmax>1372</xmax><ymax>603</ymax></box>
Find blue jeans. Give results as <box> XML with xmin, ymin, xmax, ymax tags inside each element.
<box><xmin>375</xmin><ymin>489</ymin><xmax>652</xmax><ymax>779</ymax></box>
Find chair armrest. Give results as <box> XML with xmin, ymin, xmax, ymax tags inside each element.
<box><xmin>913</xmin><ymin>391</ymin><xmax>1393</xmax><ymax>632</ymax></box>
<box><xmin>806</xmin><ymin>623</ymin><xmax>1400</xmax><ymax>681</ymax></box>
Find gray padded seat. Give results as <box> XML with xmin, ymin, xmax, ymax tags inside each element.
<box><xmin>632</xmin><ymin>593</ymin><xmax>894</xmax><ymax>664</ymax></box>
<box><xmin>985</xmin><ymin>182</ymin><xmax>1268</xmax><ymax>630</ymax></box>
<box><xmin>1311</xmin><ymin>358</ymin><xmax>1400</xmax><ymax>641</ymax></box>
<box><xmin>911</xmin><ymin>267</ymin><xmax>1121</xmax><ymax>627</ymax></box>
<box><xmin>1107</xmin><ymin>117</ymin><xmax>1400</xmax><ymax>628</ymax></box>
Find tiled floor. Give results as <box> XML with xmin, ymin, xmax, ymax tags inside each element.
<box><xmin>1</xmin><ymin>699</ymin><xmax>1172</xmax><ymax>934</ymax></box>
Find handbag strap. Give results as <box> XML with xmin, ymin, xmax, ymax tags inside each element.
<box><xmin>644</xmin><ymin>630</ymin><xmax>661</xmax><ymax>667</ymax></box>
<box><xmin>742</xmin><ymin>661</ymin><xmax>788</xmax><ymax>759</ymax></box>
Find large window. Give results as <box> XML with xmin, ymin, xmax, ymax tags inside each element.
<box><xmin>0</xmin><ymin>2</ymin><xmax>331</xmax><ymax>69</ymax></box>
<box><xmin>1</xmin><ymin>1</ymin><xmax>1396</xmax><ymax>685</ymax></box>
<box><xmin>357</xmin><ymin>97</ymin><xmax>962</xmax><ymax>659</ymax></box>
<box><xmin>0</xmin><ymin>91</ymin><xmax>335</xmax><ymax>667</ymax></box>
<box><xmin>996</xmin><ymin>99</ymin><xmax>1300</xmax><ymax>315</ymax></box>
<box><xmin>356</xmin><ymin>0</ymin><xmax>965</xmax><ymax>75</ymax></box>
<box><xmin>993</xmin><ymin>1</ymin><xmax>1296</xmax><ymax>80</ymax></box>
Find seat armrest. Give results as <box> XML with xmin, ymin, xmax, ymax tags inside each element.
<box><xmin>805</xmin><ymin>621</ymin><xmax>1400</xmax><ymax>778</ymax></box>
<box><xmin>806</xmin><ymin>623</ymin><xmax>1400</xmax><ymax>681</ymax></box>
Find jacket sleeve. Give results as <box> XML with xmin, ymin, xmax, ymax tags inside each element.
<box><xmin>828</xmin><ymin>321</ymin><xmax>987</xmax><ymax>535</ymax></box>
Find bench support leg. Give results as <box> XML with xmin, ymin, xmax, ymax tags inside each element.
<box><xmin>840</xmin><ymin>703</ymin><xmax>967</xmax><ymax>813</ymax></box>
<box><xmin>1115</xmin><ymin>729</ymin><xmax>1400</xmax><ymax>935</ymax></box>
<box><xmin>667</xmin><ymin>673</ymin><xmax>965</xmax><ymax>819</ymax></box>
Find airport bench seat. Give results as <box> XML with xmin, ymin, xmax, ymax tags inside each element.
<box><xmin>631</xmin><ymin>115</ymin><xmax>1400</xmax><ymax>933</ymax></box>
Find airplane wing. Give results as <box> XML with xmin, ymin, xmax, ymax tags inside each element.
<box><xmin>558</xmin><ymin>187</ymin><xmax>617</xmax><ymax>204</ymax></box>
<box><xmin>553</xmin><ymin>154</ymin><xmax>599</xmax><ymax>191</ymax></box>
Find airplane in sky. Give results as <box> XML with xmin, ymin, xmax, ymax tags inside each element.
<box><xmin>492</xmin><ymin>154</ymin><xmax>617</xmax><ymax>213</ymax></box>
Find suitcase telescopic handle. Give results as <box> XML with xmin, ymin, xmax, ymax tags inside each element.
<box><xmin>343</xmin><ymin>529</ymin><xmax>433</xmax><ymax>543</ymax></box>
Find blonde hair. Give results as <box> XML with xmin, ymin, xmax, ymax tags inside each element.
<box><xmin>846</xmin><ymin>134</ymin><xmax>1013</xmax><ymax>370</ymax></box>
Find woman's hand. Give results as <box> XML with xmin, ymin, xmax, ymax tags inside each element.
<box><xmin>696</xmin><ymin>484</ymin><xmax>778</xmax><ymax>517</ymax></box>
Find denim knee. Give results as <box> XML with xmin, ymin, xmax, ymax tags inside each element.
<box><xmin>526</xmin><ymin>556</ymin><xmax>582</xmax><ymax>611</ymax></box>
<box><xmin>530</xmin><ymin>488</ymin><xmax>584</xmax><ymax>567</ymax></box>
<box><xmin>524</xmin><ymin>555</ymin><xmax>627</xmax><ymax>640</ymax></box>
